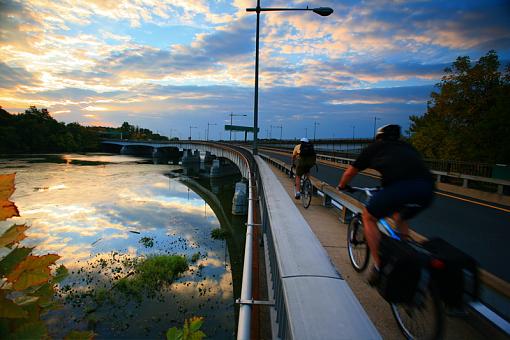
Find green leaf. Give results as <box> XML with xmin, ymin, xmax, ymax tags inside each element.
<box><xmin>10</xmin><ymin>321</ymin><xmax>47</xmax><ymax>340</ymax></box>
<box><xmin>64</xmin><ymin>330</ymin><xmax>96</xmax><ymax>340</ymax></box>
<box><xmin>0</xmin><ymin>225</ymin><xmax>28</xmax><ymax>247</ymax></box>
<box><xmin>0</xmin><ymin>293</ymin><xmax>28</xmax><ymax>318</ymax></box>
<box><xmin>51</xmin><ymin>264</ymin><xmax>68</xmax><ymax>283</ymax></box>
<box><xmin>166</xmin><ymin>327</ymin><xmax>181</xmax><ymax>340</ymax></box>
<box><xmin>0</xmin><ymin>247</ymin><xmax>32</xmax><ymax>276</ymax></box>
<box><xmin>190</xmin><ymin>330</ymin><xmax>206</xmax><ymax>340</ymax></box>
<box><xmin>189</xmin><ymin>317</ymin><xmax>203</xmax><ymax>333</ymax></box>
<box><xmin>7</xmin><ymin>254</ymin><xmax>60</xmax><ymax>290</ymax></box>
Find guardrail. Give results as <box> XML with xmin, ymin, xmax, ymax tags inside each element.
<box><xmin>259</xmin><ymin>146</ymin><xmax>510</xmax><ymax>196</ymax></box>
<box><xmin>259</xmin><ymin>153</ymin><xmax>510</xmax><ymax>334</ymax></box>
<box><xmin>254</xmin><ymin>155</ymin><xmax>380</xmax><ymax>339</ymax></box>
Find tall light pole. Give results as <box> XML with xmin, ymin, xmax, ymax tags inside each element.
<box><xmin>313</xmin><ymin>121</ymin><xmax>320</xmax><ymax>141</ymax></box>
<box><xmin>275</xmin><ymin>124</ymin><xmax>283</xmax><ymax>140</ymax></box>
<box><xmin>246</xmin><ymin>3</ymin><xmax>333</xmax><ymax>155</ymax></box>
<box><xmin>207</xmin><ymin>122</ymin><xmax>217</xmax><ymax>141</ymax></box>
<box><xmin>373</xmin><ymin>116</ymin><xmax>382</xmax><ymax>139</ymax></box>
<box><xmin>352</xmin><ymin>125</ymin><xmax>355</xmax><ymax>139</ymax></box>
<box><xmin>189</xmin><ymin>125</ymin><xmax>197</xmax><ymax>140</ymax></box>
<box><xmin>228</xmin><ymin>113</ymin><xmax>247</xmax><ymax>141</ymax></box>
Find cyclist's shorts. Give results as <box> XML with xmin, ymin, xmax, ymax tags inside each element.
<box><xmin>367</xmin><ymin>179</ymin><xmax>435</xmax><ymax>220</ymax></box>
<box><xmin>296</xmin><ymin>157</ymin><xmax>314</xmax><ymax>176</ymax></box>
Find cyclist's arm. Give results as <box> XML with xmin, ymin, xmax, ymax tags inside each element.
<box><xmin>338</xmin><ymin>165</ymin><xmax>359</xmax><ymax>189</ymax></box>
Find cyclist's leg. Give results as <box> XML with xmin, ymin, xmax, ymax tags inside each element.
<box><xmin>362</xmin><ymin>207</ymin><xmax>382</xmax><ymax>267</ymax></box>
<box><xmin>392</xmin><ymin>212</ymin><xmax>410</xmax><ymax>239</ymax></box>
<box><xmin>295</xmin><ymin>160</ymin><xmax>305</xmax><ymax>198</ymax></box>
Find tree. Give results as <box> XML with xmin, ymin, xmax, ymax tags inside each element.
<box><xmin>409</xmin><ymin>50</ymin><xmax>510</xmax><ymax>163</ymax></box>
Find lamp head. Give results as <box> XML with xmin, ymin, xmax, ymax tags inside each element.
<box><xmin>313</xmin><ymin>7</ymin><xmax>333</xmax><ymax>16</ymax></box>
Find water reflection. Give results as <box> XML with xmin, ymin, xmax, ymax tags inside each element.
<box><xmin>0</xmin><ymin>154</ymin><xmax>244</xmax><ymax>339</ymax></box>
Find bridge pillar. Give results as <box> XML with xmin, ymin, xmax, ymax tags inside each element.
<box><xmin>232</xmin><ymin>181</ymin><xmax>248</xmax><ymax>215</ymax></box>
<box><xmin>204</xmin><ymin>151</ymin><xmax>214</xmax><ymax>163</ymax></box>
<box><xmin>182</xmin><ymin>149</ymin><xmax>200</xmax><ymax>164</ymax></box>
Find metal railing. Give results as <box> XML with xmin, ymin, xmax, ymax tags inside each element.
<box><xmin>259</xmin><ymin>153</ymin><xmax>510</xmax><ymax>334</ymax></box>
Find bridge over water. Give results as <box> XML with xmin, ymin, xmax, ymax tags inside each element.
<box><xmin>102</xmin><ymin>139</ymin><xmax>510</xmax><ymax>339</ymax></box>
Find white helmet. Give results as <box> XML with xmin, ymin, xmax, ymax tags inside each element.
<box><xmin>300</xmin><ymin>137</ymin><xmax>309</xmax><ymax>143</ymax></box>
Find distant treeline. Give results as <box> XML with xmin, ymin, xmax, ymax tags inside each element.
<box><xmin>0</xmin><ymin>106</ymin><xmax>170</xmax><ymax>154</ymax></box>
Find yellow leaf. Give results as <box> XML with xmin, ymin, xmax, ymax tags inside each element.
<box><xmin>0</xmin><ymin>199</ymin><xmax>19</xmax><ymax>221</ymax></box>
<box><xmin>0</xmin><ymin>173</ymin><xmax>15</xmax><ymax>201</ymax></box>
<box><xmin>0</xmin><ymin>224</ymin><xmax>28</xmax><ymax>247</ymax></box>
<box><xmin>7</xmin><ymin>254</ymin><xmax>61</xmax><ymax>291</ymax></box>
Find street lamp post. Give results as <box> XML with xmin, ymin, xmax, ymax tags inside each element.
<box><xmin>206</xmin><ymin>122</ymin><xmax>217</xmax><ymax>141</ymax></box>
<box><xmin>313</xmin><ymin>121</ymin><xmax>320</xmax><ymax>141</ymax></box>
<box><xmin>228</xmin><ymin>113</ymin><xmax>247</xmax><ymax>141</ymax></box>
<box><xmin>189</xmin><ymin>125</ymin><xmax>197</xmax><ymax>140</ymax></box>
<box><xmin>373</xmin><ymin>116</ymin><xmax>382</xmax><ymax>139</ymax></box>
<box><xmin>246</xmin><ymin>2</ymin><xmax>333</xmax><ymax>155</ymax></box>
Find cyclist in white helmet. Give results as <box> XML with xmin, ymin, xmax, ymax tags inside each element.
<box><xmin>292</xmin><ymin>137</ymin><xmax>316</xmax><ymax>199</ymax></box>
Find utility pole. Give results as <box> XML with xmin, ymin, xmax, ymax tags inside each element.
<box><xmin>313</xmin><ymin>121</ymin><xmax>320</xmax><ymax>141</ymax></box>
<box><xmin>305</xmin><ymin>127</ymin><xmax>308</xmax><ymax>138</ymax></box>
<box><xmin>206</xmin><ymin>122</ymin><xmax>217</xmax><ymax>141</ymax></box>
<box><xmin>373</xmin><ymin>116</ymin><xmax>382</xmax><ymax>139</ymax></box>
<box><xmin>189</xmin><ymin>125</ymin><xmax>197</xmax><ymax>140</ymax></box>
<box><xmin>352</xmin><ymin>126</ymin><xmax>355</xmax><ymax>139</ymax></box>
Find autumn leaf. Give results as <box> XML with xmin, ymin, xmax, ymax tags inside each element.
<box><xmin>0</xmin><ymin>224</ymin><xmax>29</xmax><ymax>248</ymax></box>
<box><xmin>7</xmin><ymin>254</ymin><xmax>60</xmax><ymax>291</ymax></box>
<box><xmin>0</xmin><ymin>173</ymin><xmax>15</xmax><ymax>200</ymax></box>
<box><xmin>0</xmin><ymin>200</ymin><xmax>19</xmax><ymax>221</ymax></box>
<box><xmin>0</xmin><ymin>292</ymin><xmax>29</xmax><ymax>318</ymax></box>
<box><xmin>0</xmin><ymin>247</ymin><xmax>32</xmax><ymax>276</ymax></box>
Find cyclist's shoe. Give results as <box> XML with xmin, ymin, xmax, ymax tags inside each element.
<box><xmin>295</xmin><ymin>192</ymin><xmax>301</xmax><ymax>199</ymax></box>
<box><xmin>367</xmin><ymin>266</ymin><xmax>381</xmax><ymax>287</ymax></box>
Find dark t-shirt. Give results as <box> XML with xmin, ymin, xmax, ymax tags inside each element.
<box><xmin>352</xmin><ymin>140</ymin><xmax>433</xmax><ymax>186</ymax></box>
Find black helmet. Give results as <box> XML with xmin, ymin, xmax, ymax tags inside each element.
<box><xmin>375</xmin><ymin>124</ymin><xmax>401</xmax><ymax>141</ymax></box>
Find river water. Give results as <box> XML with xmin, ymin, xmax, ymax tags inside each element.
<box><xmin>0</xmin><ymin>153</ymin><xmax>245</xmax><ymax>339</ymax></box>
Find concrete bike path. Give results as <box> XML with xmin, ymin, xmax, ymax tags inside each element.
<box><xmin>266</xmin><ymin>162</ymin><xmax>489</xmax><ymax>340</ymax></box>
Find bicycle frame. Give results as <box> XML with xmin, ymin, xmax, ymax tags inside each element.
<box><xmin>351</xmin><ymin>186</ymin><xmax>402</xmax><ymax>241</ymax></box>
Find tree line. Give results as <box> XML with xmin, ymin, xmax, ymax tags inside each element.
<box><xmin>0</xmin><ymin>106</ymin><xmax>169</xmax><ymax>154</ymax></box>
<box><xmin>409</xmin><ymin>50</ymin><xmax>510</xmax><ymax>164</ymax></box>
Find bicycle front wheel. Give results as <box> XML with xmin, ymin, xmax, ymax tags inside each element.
<box><xmin>301</xmin><ymin>178</ymin><xmax>312</xmax><ymax>209</ymax></box>
<box><xmin>391</xmin><ymin>284</ymin><xmax>444</xmax><ymax>340</ymax></box>
<box><xmin>347</xmin><ymin>216</ymin><xmax>370</xmax><ymax>272</ymax></box>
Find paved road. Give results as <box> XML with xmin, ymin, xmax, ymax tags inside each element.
<box><xmin>260</xmin><ymin>149</ymin><xmax>510</xmax><ymax>283</ymax></box>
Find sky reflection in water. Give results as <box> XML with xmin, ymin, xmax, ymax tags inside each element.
<box><xmin>0</xmin><ymin>154</ymin><xmax>238</xmax><ymax>339</ymax></box>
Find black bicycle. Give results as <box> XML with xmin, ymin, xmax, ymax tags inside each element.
<box><xmin>345</xmin><ymin>186</ymin><xmax>444</xmax><ymax>340</ymax></box>
<box><xmin>290</xmin><ymin>165</ymin><xmax>315</xmax><ymax>209</ymax></box>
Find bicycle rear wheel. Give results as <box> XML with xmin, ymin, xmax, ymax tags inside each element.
<box><xmin>301</xmin><ymin>178</ymin><xmax>312</xmax><ymax>209</ymax></box>
<box><xmin>391</xmin><ymin>284</ymin><xmax>444</xmax><ymax>340</ymax></box>
<box><xmin>347</xmin><ymin>216</ymin><xmax>370</xmax><ymax>272</ymax></box>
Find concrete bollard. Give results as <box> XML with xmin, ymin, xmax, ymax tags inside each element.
<box><xmin>232</xmin><ymin>181</ymin><xmax>248</xmax><ymax>215</ymax></box>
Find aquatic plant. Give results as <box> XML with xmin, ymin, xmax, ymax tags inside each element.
<box><xmin>210</xmin><ymin>228</ymin><xmax>228</xmax><ymax>240</ymax></box>
<box><xmin>139</xmin><ymin>236</ymin><xmax>154</xmax><ymax>248</ymax></box>
<box><xmin>166</xmin><ymin>316</ymin><xmax>206</xmax><ymax>340</ymax></box>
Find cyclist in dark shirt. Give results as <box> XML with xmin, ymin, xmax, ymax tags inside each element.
<box><xmin>338</xmin><ymin>124</ymin><xmax>434</xmax><ymax>283</ymax></box>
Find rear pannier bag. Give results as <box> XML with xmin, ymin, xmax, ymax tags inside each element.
<box><xmin>422</xmin><ymin>237</ymin><xmax>479</xmax><ymax>307</ymax></box>
<box><xmin>378</xmin><ymin>235</ymin><xmax>423</xmax><ymax>303</ymax></box>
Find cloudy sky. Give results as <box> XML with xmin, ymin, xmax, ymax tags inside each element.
<box><xmin>1</xmin><ymin>0</ymin><xmax>509</xmax><ymax>140</ymax></box>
